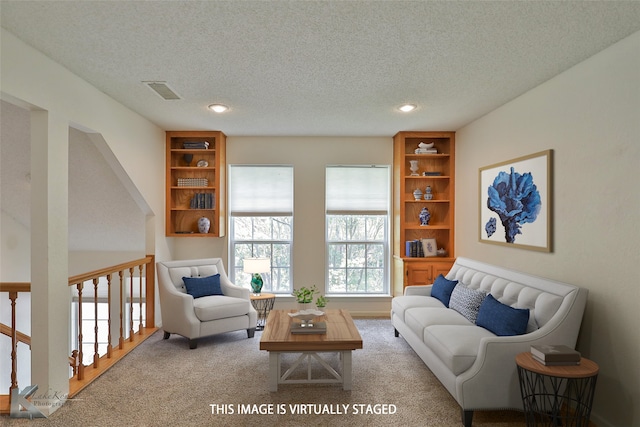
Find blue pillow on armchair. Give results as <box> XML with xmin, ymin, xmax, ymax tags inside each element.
<box><xmin>182</xmin><ymin>274</ymin><xmax>223</xmax><ymax>298</ymax></box>
<box><xmin>476</xmin><ymin>294</ymin><xmax>529</xmax><ymax>336</ymax></box>
<box><xmin>430</xmin><ymin>274</ymin><xmax>458</xmax><ymax>307</ymax></box>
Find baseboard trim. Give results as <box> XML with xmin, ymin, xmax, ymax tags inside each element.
<box><xmin>350</xmin><ymin>311</ymin><xmax>391</xmax><ymax>319</ymax></box>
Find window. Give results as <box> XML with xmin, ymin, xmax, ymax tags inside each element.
<box><xmin>326</xmin><ymin>166</ymin><xmax>390</xmax><ymax>294</ymax></box>
<box><xmin>229</xmin><ymin>165</ymin><xmax>293</xmax><ymax>294</ymax></box>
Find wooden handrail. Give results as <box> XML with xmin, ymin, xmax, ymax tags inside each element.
<box><xmin>0</xmin><ymin>282</ymin><xmax>30</xmax><ymax>293</ymax></box>
<box><xmin>67</xmin><ymin>256</ymin><xmax>154</xmax><ymax>285</ymax></box>
<box><xmin>0</xmin><ymin>324</ymin><xmax>30</xmax><ymax>348</ymax></box>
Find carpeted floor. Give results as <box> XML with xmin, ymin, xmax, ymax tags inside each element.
<box><xmin>3</xmin><ymin>319</ymin><xmax>526</xmax><ymax>426</ymax></box>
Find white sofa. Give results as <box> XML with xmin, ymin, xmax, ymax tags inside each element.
<box><xmin>391</xmin><ymin>257</ymin><xmax>588</xmax><ymax>427</ymax></box>
<box><xmin>156</xmin><ymin>258</ymin><xmax>257</xmax><ymax>349</ymax></box>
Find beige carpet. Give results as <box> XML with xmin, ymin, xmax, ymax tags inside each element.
<box><xmin>4</xmin><ymin>319</ymin><xmax>525</xmax><ymax>426</ymax></box>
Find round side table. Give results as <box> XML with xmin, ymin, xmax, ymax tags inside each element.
<box><xmin>250</xmin><ymin>293</ymin><xmax>275</xmax><ymax>330</ymax></box>
<box><xmin>516</xmin><ymin>352</ymin><xmax>599</xmax><ymax>427</ymax></box>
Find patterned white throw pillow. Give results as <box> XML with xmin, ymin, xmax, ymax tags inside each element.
<box><xmin>449</xmin><ymin>284</ymin><xmax>487</xmax><ymax>323</ymax></box>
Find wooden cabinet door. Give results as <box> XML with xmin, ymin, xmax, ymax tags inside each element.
<box><xmin>406</xmin><ymin>263</ymin><xmax>433</xmax><ymax>287</ymax></box>
<box><xmin>405</xmin><ymin>260</ymin><xmax>455</xmax><ymax>288</ymax></box>
<box><xmin>432</xmin><ymin>261</ymin><xmax>454</xmax><ymax>280</ymax></box>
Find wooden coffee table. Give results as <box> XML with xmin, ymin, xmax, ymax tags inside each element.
<box><xmin>259</xmin><ymin>309</ymin><xmax>363</xmax><ymax>391</ymax></box>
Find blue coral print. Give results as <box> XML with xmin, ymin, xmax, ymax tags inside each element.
<box><xmin>485</xmin><ymin>217</ymin><xmax>497</xmax><ymax>238</ymax></box>
<box><xmin>486</xmin><ymin>167</ymin><xmax>541</xmax><ymax>243</ymax></box>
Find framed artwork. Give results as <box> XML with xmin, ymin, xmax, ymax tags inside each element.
<box><xmin>422</xmin><ymin>238</ymin><xmax>437</xmax><ymax>257</ymax></box>
<box><xmin>479</xmin><ymin>150</ymin><xmax>552</xmax><ymax>252</ymax></box>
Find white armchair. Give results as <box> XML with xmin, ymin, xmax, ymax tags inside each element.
<box><xmin>156</xmin><ymin>258</ymin><xmax>257</xmax><ymax>349</ymax></box>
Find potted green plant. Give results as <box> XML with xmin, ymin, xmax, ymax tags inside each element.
<box><xmin>292</xmin><ymin>285</ymin><xmax>317</xmax><ymax>310</ymax></box>
<box><xmin>292</xmin><ymin>285</ymin><xmax>317</xmax><ymax>303</ymax></box>
<box><xmin>315</xmin><ymin>295</ymin><xmax>328</xmax><ymax>312</ymax></box>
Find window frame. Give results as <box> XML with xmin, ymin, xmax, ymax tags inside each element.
<box><xmin>325</xmin><ymin>165</ymin><xmax>391</xmax><ymax>296</ymax></box>
<box><xmin>326</xmin><ymin>214</ymin><xmax>388</xmax><ymax>294</ymax></box>
<box><xmin>227</xmin><ymin>165</ymin><xmax>294</xmax><ymax>294</ymax></box>
<box><xmin>229</xmin><ymin>215</ymin><xmax>293</xmax><ymax>294</ymax></box>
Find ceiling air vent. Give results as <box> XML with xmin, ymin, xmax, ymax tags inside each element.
<box><xmin>143</xmin><ymin>81</ymin><xmax>181</xmax><ymax>100</ymax></box>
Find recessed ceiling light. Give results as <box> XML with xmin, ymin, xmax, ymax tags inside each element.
<box><xmin>399</xmin><ymin>104</ymin><xmax>417</xmax><ymax>112</ymax></box>
<box><xmin>208</xmin><ymin>104</ymin><xmax>229</xmax><ymax>113</ymax></box>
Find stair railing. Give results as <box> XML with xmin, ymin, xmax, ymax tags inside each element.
<box><xmin>0</xmin><ymin>255</ymin><xmax>156</xmax><ymax>414</ymax></box>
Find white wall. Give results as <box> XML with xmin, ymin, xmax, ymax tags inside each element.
<box><xmin>68</xmin><ymin>128</ymin><xmax>146</xmax><ymax>253</ymax></box>
<box><xmin>456</xmin><ymin>30</ymin><xmax>640</xmax><ymax>427</ymax></box>
<box><xmin>172</xmin><ymin>136</ymin><xmax>394</xmax><ymax>315</ymax></box>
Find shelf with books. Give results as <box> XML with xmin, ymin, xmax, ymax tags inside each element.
<box><xmin>393</xmin><ymin>131</ymin><xmax>455</xmax><ymax>291</ymax></box>
<box><xmin>166</xmin><ymin>131</ymin><xmax>226</xmax><ymax>237</ymax></box>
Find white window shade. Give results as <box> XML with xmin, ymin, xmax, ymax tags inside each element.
<box><xmin>326</xmin><ymin>166</ymin><xmax>390</xmax><ymax>214</ymax></box>
<box><xmin>229</xmin><ymin>165</ymin><xmax>293</xmax><ymax>216</ymax></box>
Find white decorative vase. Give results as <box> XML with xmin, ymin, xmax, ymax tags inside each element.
<box><xmin>197</xmin><ymin>217</ymin><xmax>211</xmax><ymax>234</ymax></box>
<box><xmin>409</xmin><ymin>160</ymin><xmax>419</xmax><ymax>176</ymax></box>
<box><xmin>297</xmin><ymin>302</ymin><xmax>311</xmax><ymax>312</ymax></box>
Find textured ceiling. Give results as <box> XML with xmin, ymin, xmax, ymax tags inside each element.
<box><xmin>2</xmin><ymin>1</ymin><xmax>640</xmax><ymax>136</ymax></box>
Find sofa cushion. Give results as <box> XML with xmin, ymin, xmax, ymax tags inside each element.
<box><xmin>449</xmin><ymin>284</ymin><xmax>487</xmax><ymax>323</ymax></box>
<box><xmin>392</xmin><ymin>295</ymin><xmax>445</xmax><ymax>322</ymax></box>
<box><xmin>183</xmin><ymin>274</ymin><xmax>223</xmax><ymax>298</ymax></box>
<box><xmin>476</xmin><ymin>294</ymin><xmax>530</xmax><ymax>336</ymax></box>
<box><xmin>423</xmin><ymin>325</ymin><xmax>496</xmax><ymax>375</ymax></box>
<box><xmin>430</xmin><ymin>274</ymin><xmax>459</xmax><ymax>307</ymax></box>
<box><xmin>404</xmin><ymin>307</ymin><xmax>472</xmax><ymax>338</ymax></box>
<box><xmin>193</xmin><ymin>296</ymin><xmax>251</xmax><ymax>322</ymax></box>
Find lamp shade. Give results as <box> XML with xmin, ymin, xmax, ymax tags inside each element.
<box><xmin>243</xmin><ymin>258</ymin><xmax>270</xmax><ymax>274</ymax></box>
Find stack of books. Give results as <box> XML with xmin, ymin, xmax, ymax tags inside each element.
<box><xmin>177</xmin><ymin>178</ymin><xmax>208</xmax><ymax>187</ymax></box>
<box><xmin>183</xmin><ymin>141</ymin><xmax>209</xmax><ymax>149</ymax></box>
<box><xmin>415</xmin><ymin>147</ymin><xmax>437</xmax><ymax>154</ymax></box>
<box><xmin>405</xmin><ymin>240</ymin><xmax>425</xmax><ymax>257</ymax></box>
<box><xmin>291</xmin><ymin>322</ymin><xmax>327</xmax><ymax>335</ymax></box>
<box><xmin>530</xmin><ymin>344</ymin><xmax>581</xmax><ymax>366</ymax></box>
<box><xmin>190</xmin><ymin>193</ymin><xmax>215</xmax><ymax>209</ymax></box>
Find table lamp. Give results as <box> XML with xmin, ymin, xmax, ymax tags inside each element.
<box><xmin>243</xmin><ymin>257</ymin><xmax>270</xmax><ymax>295</ymax></box>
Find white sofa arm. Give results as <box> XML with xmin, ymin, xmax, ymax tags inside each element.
<box><xmin>455</xmin><ymin>330</ymin><xmax>545</xmax><ymax>409</ymax></box>
<box><xmin>220</xmin><ymin>278</ymin><xmax>250</xmax><ymax>300</ymax></box>
<box><xmin>158</xmin><ymin>281</ymin><xmax>200</xmax><ymax>338</ymax></box>
<box><xmin>456</xmin><ymin>287</ymin><xmax>588</xmax><ymax>410</ymax></box>
<box><xmin>404</xmin><ymin>285</ymin><xmax>432</xmax><ymax>297</ymax></box>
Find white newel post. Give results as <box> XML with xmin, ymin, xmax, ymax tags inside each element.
<box><xmin>30</xmin><ymin>110</ymin><xmax>70</xmax><ymax>416</ymax></box>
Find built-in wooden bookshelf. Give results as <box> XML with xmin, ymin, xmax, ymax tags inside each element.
<box><xmin>393</xmin><ymin>131</ymin><xmax>455</xmax><ymax>290</ymax></box>
<box><xmin>165</xmin><ymin>131</ymin><xmax>226</xmax><ymax>237</ymax></box>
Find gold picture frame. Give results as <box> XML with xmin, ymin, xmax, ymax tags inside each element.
<box><xmin>479</xmin><ymin>150</ymin><xmax>552</xmax><ymax>252</ymax></box>
<box><xmin>421</xmin><ymin>238</ymin><xmax>438</xmax><ymax>257</ymax></box>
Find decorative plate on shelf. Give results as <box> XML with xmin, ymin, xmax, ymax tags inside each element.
<box><xmin>196</xmin><ymin>159</ymin><xmax>208</xmax><ymax>167</ymax></box>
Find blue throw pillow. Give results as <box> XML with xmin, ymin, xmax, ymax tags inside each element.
<box><xmin>431</xmin><ymin>274</ymin><xmax>458</xmax><ymax>307</ymax></box>
<box><xmin>476</xmin><ymin>294</ymin><xmax>529</xmax><ymax>336</ymax></box>
<box><xmin>182</xmin><ymin>274</ymin><xmax>223</xmax><ymax>298</ymax></box>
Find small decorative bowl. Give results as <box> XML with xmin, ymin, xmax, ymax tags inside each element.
<box><xmin>288</xmin><ymin>309</ymin><xmax>324</xmax><ymax>323</ymax></box>
<box><xmin>418</xmin><ymin>142</ymin><xmax>435</xmax><ymax>149</ymax></box>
